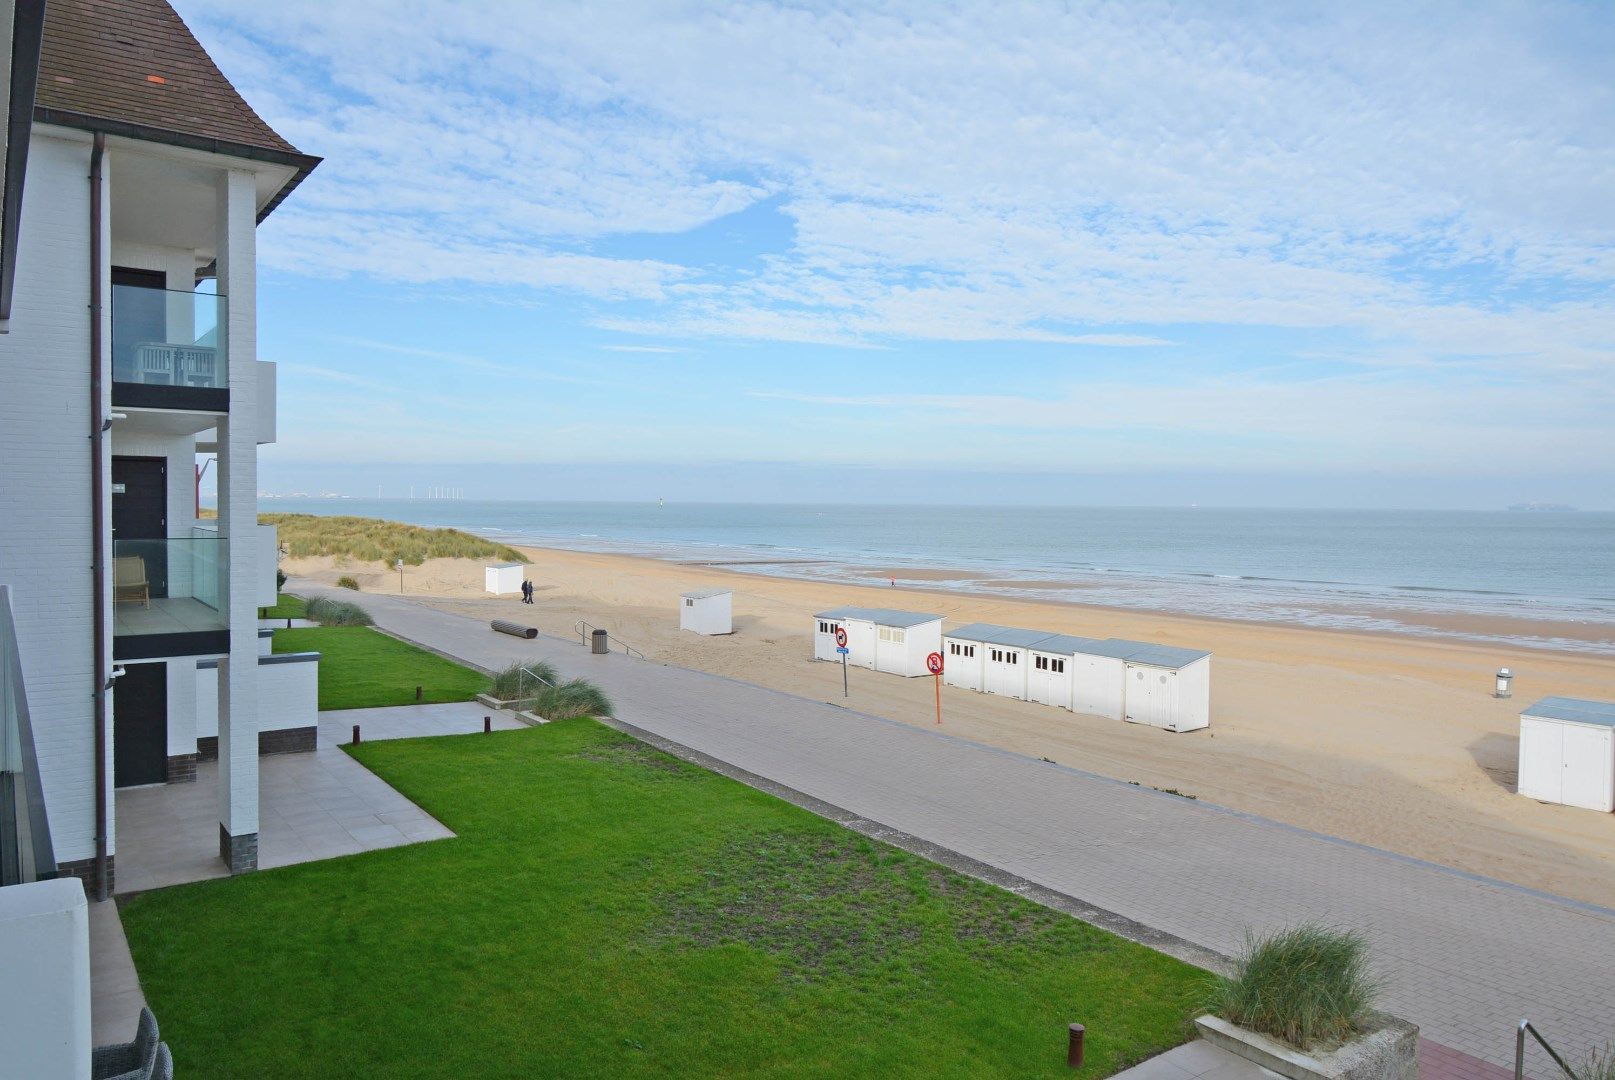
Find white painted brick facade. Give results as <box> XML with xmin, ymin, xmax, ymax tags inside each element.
<box><xmin>0</xmin><ymin>130</ymin><xmax>283</xmax><ymax>867</ymax></box>
<box><xmin>193</xmin><ymin>656</ymin><xmax>317</xmax><ymax>739</ymax></box>
<box><xmin>0</xmin><ymin>134</ymin><xmax>101</xmax><ymax>864</ymax></box>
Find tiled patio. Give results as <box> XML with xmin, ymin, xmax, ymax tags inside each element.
<box><xmin>112</xmin><ymin>703</ymin><xmax>514</xmax><ymax>895</ymax></box>
<box><xmin>112</xmin><ymin>596</ymin><xmax>224</xmax><ymax>636</ymax></box>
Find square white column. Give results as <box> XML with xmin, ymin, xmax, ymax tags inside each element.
<box><xmin>215</xmin><ymin>168</ymin><xmax>260</xmax><ymax>871</ymax></box>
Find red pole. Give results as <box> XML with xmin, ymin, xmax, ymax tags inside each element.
<box><xmin>934</xmin><ymin>672</ymin><xmax>942</xmax><ymax>724</ymax></box>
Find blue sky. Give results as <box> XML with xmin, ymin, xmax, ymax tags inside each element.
<box><xmin>182</xmin><ymin>1</ymin><xmax>1615</xmax><ymax>507</ymax></box>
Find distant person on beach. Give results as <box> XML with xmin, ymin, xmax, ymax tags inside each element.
<box><xmin>521</xmin><ymin>579</ymin><xmax>533</xmax><ymax>604</ymax></box>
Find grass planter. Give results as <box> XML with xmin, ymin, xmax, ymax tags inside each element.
<box><xmin>1194</xmin><ymin>1013</ymin><xmax>1417</xmax><ymax>1080</ymax></box>
<box><xmin>1199</xmin><ymin>925</ymin><xmax>1416</xmax><ymax>1080</ymax></box>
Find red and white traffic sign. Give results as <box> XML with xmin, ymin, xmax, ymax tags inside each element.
<box><xmin>926</xmin><ymin>651</ymin><xmax>944</xmax><ymax>675</ymax></box>
<box><xmin>834</xmin><ymin>626</ymin><xmax>848</xmax><ymax>648</ymax></box>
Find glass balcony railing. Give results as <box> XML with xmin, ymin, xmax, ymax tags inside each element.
<box><xmin>112</xmin><ymin>537</ymin><xmax>229</xmax><ymax>652</ymax></box>
<box><xmin>2</xmin><ymin>584</ymin><xmax>56</xmax><ymax>886</ymax></box>
<box><xmin>111</xmin><ymin>284</ymin><xmax>228</xmax><ymax>403</ymax></box>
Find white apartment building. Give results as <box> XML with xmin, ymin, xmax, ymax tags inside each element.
<box><xmin>0</xmin><ymin>0</ymin><xmax>321</xmax><ymax>907</ymax></box>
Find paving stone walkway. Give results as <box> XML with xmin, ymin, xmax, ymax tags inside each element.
<box><xmin>300</xmin><ymin>583</ymin><xmax>1615</xmax><ymax>1074</ymax></box>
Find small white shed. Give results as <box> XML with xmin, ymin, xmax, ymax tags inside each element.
<box><xmin>680</xmin><ymin>588</ymin><xmax>733</xmax><ymax>635</ymax></box>
<box><xmin>1517</xmin><ymin>697</ymin><xmax>1615</xmax><ymax>813</ymax></box>
<box><xmin>814</xmin><ymin>607</ymin><xmax>943</xmax><ymax>677</ymax></box>
<box><xmin>484</xmin><ymin>563</ymin><xmax>524</xmax><ymax>596</ymax></box>
<box><xmin>942</xmin><ymin>631</ymin><xmax>985</xmax><ymax>691</ymax></box>
<box><xmin>942</xmin><ymin>623</ymin><xmax>1051</xmax><ymax>701</ymax></box>
<box><xmin>1108</xmin><ymin>641</ymin><xmax>1211</xmax><ymax>732</ymax></box>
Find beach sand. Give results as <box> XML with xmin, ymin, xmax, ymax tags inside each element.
<box><xmin>287</xmin><ymin>546</ymin><xmax>1615</xmax><ymax>907</ymax></box>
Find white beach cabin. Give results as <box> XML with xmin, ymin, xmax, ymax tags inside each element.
<box><xmin>942</xmin><ymin>624</ymin><xmax>1051</xmax><ymax>700</ymax></box>
<box><xmin>680</xmin><ymin>588</ymin><xmax>733</xmax><ymax>635</ymax></box>
<box><xmin>1517</xmin><ymin>697</ymin><xmax>1615</xmax><ymax>813</ymax></box>
<box><xmin>485</xmin><ymin>563</ymin><xmax>524</xmax><ymax>596</ymax></box>
<box><xmin>1026</xmin><ymin>634</ymin><xmax>1106</xmax><ymax>710</ymax></box>
<box><xmin>942</xmin><ymin>630</ymin><xmax>985</xmax><ymax>691</ymax></box>
<box><xmin>1107</xmin><ymin>640</ymin><xmax>1212</xmax><ymax>732</ymax></box>
<box><xmin>814</xmin><ymin>607</ymin><xmax>943</xmax><ymax>677</ymax></box>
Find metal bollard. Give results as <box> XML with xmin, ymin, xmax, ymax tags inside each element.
<box><xmin>1067</xmin><ymin>1024</ymin><xmax>1085</xmax><ymax>1069</ymax></box>
<box><xmin>351</xmin><ymin>725</ymin><xmax>361</xmax><ymax>745</ymax></box>
<box><xmin>484</xmin><ymin>715</ymin><xmax>492</xmax><ymax>734</ymax></box>
<box><xmin>415</xmin><ymin>684</ymin><xmax>423</xmax><ymax>702</ymax></box>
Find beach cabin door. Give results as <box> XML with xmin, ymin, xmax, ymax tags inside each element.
<box><xmin>1027</xmin><ymin>653</ymin><xmax>1071</xmax><ymax>709</ymax></box>
<box><xmin>983</xmin><ymin>647</ymin><xmax>1024</xmax><ymax>698</ymax></box>
<box><xmin>846</xmin><ymin>620</ymin><xmax>878</xmax><ymax>670</ymax></box>
<box><xmin>1071</xmin><ymin>654</ymin><xmax>1124</xmax><ymax>720</ymax></box>
<box><xmin>1561</xmin><ymin>724</ymin><xmax>1614</xmax><ymax>811</ymax></box>
<box><xmin>1125</xmin><ymin>665</ymin><xmax>1175</xmax><ymax>728</ymax></box>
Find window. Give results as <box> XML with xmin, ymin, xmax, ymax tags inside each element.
<box><xmin>963</xmin><ymin>644</ymin><xmax>974</xmax><ymax>657</ymax></box>
<box><xmin>686</xmin><ymin>599</ymin><xmax>695</xmax><ymax>607</ymax></box>
<box><xmin>1035</xmin><ymin>656</ymin><xmax>1047</xmax><ymax>671</ymax></box>
<box><xmin>819</xmin><ymin>621</ymin><xmax>834</xmax><ymax>634</ymax></box>
<box><xmin>1008</xmin><ymin>652</ymin><xmax>1018</xmax><ymax>665</ymax></box>
<box><xmin>1053</xmin><ymin>658</ymin><xmax>1065</xmax><ymax>674</ymax></box>
<box><xmin>878</xmin><ymin>627</ymin><xmax>906</xmax><ymax>644</ymax></box>
<box><xmin>949</xmin><ymin>642</ymin><xmax>961</xmax><ymax>655</ymax></box>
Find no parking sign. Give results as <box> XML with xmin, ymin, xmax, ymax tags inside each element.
<box><xmin>834</xmin><ymin>626</ymin><xmax>848</xmax><ymax>648</ymax></box>
<box><xmin>927</xmin><ymin>651</ymin><xmax>944</xmax><ymax>724</ymax></box>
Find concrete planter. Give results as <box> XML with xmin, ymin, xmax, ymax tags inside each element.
<box><xmin>1194</xmin><ymin>1013</ymin><xmax>1418</xmax><ymax>1080</ymax></box>
<box><xmin>514</xmin><ymin>710</ymin><xmax>550</xmax><ymax>726</ymax></box>
<box><xmin>475</xmin><ymin>693</ymin><xmax>525</xmax><ymax>711</ymax></box>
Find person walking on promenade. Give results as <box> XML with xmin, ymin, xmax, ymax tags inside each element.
<box><xmin>521</xmin><ymin>579</ymin><xmax>534</xmax><ymax>604</ymax></box>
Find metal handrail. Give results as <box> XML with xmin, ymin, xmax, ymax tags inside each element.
<box><xmin>1517</xmin><ymin>1019</ymin><xmax>1578</xmax><ymax>1080</ymax></box>
<box><xmin>573</xmin><ymin>620</ymin><xmax>647</xmax><ymax>661</ymax></box>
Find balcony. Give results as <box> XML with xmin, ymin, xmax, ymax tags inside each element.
<box><xmin>110</xmin><ymin>284</ymin><xmax>228</xmax><ymax>412</ymax></box>
<box><xmin>112</xmin><ymin>537</ymin><xmax>229</xmax><ymax>660</ymax></box>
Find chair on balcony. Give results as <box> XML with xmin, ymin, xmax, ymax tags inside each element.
<box><xmin>180</xmin><ymin>346</ymin><xmax>217</xmax><ymax>387</ymax></box>
<box><xmin>134</xmin><ymin>344</ymin><xmax>175</xmax><ymax>385</ymax></box>
<box><xmin>92</xmin><ymin>1006</ymin><xmax>159</xmax><ymax>1080</ymax></box>
<box><xmin>114</xmin><ymin>556</ymin><xmax>150</xmax><ymax>607</ymax></box>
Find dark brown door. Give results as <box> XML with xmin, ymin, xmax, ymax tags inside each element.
<box><xmin>114</xmin><ymin>662</ymin><xmax>168</xmax><ymax>787</ymax></box>
<box><xmin>112</xmin><ymin>456</ymin><xmax>167</xmax><ymax>596</ymax></box>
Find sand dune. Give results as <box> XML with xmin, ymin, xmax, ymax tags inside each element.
<box><xmin>284</xmin><ymin>546</ymin><xmax>1615</xmax><ymax>907</ymax></box>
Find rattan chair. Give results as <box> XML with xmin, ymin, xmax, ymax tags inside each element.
<box><xmin>113</xmin><ymin>556</ymin><xmax>149</xmax><ymax>607</ymax></box>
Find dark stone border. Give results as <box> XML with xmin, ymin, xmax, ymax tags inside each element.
<box><xmin>110</xmin><ymin>381</ymin><xmax>229</xmax><ymax>413</ymax></box>
<box><xmin>114</xmin><ymin>629</ymin><xmax>229</xmax><ymax>661</ymax></box>
<box><xmin>218</xmin><ymin>825</ymin><xmax>257</xmax><ymax>874</ymax></box>
<box><xmin>56</xmin><ymin>854</ymin><xmax>112</xmax><ymax>896</ymax></box>
<box><xmin>259</xmin><ymin>726</ymin><xmax>316</xmax><ymax>756</ymax></box>
<box><xmin>165</xmin><ymin>753</ymin><xmax>197</xmax><ymax>784</ymax></box>
<box><xmin>600</xmin><ymin>716</ymin><xmax>1233</xmax><ymax>976</ymax></box>
<box><xmin>195</xmin><ymin>726</ymin><xmax>315</xmax><ymax>762</ymax></box>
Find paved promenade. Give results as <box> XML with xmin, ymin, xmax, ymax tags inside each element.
<box><xmin>302</xmin><ymin>583</ymin><xmax>1615</xmax><ymax>1073</ymax></box>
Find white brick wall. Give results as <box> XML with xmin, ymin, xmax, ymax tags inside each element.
<box><xmin>0</xmin><ymin>134</ymin><xmax>101</xmax><ymax>865</ymax></box>
<box><xmin>194</xmin><ymin>655</ymin><xmax>317</xmax><ymax>739</ymax></box>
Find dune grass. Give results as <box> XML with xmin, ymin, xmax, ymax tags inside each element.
<box><xmin>119</xmin><ymin>721</ymin><xmax>1201</xmax><ymax>1078</ymax></box>
<box><xmin>261</xmin><ymin>512</ymin><xmax>528</xmax><ymax>567</ymax></box>
<box><xmin>1206</xmin><ymin>925</ymin><xmax>1381</xmax><ymax>1050</ymax></box>
<box><xmin>304</xmin><ymin>596</ymin><xmax>374</xmax><ymax>626</ymax></box>
<box><xmin>487</xmin><ymin>659</ymin><xmax>559</xmax><ymax>700</ymax></box>
<box><xmin>273</xmin><ymin>626</ymin><xmax>487</xmax><ymax>710</ymax></box>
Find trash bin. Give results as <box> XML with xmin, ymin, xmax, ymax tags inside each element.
<box><xmin>591</xmin><ymin>628</ymin><xmax>609</xmax><ymax>655</ymax></box>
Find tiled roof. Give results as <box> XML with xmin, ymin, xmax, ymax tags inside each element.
<box><xmin>35</xmin><ymin>0</ymin><xmax>307</xmax><ymax>161</ymax></box>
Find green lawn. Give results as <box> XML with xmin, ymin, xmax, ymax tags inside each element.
<box><xmin>272</xmin><ymin>626</ymin><xmax>488</xmax><ymax>710</ymax></box>
<box><xmin>119</xmin><ymin>722</ymin><xmax>1202</xmax><ymax>1078</ymax></box>
<box><xmin>258</xmin><ymin>592</ymin><xmax>306</xmax><ymax>619</ymax></box>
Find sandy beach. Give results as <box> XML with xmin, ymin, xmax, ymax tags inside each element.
<box><xmin>286</xmin><ymin>545</ymin><xmax>1615</xmax><ymax>907</ymax></box>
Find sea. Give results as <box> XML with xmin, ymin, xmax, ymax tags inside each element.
<box><xmin>263</xmin><ymin>499</ymin><xmax>1615</xmax><ymax>655</ymax></box>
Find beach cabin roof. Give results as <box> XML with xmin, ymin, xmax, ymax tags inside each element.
<box><xmin>815</xmin><ymin>606</ymin><xmax>942</xmax><ymax>629</ymax></box>
<box><xmin>944</xmin><ymin>623</ymin><xmax>1057</xmax><ymax>649</ymax></box>
<box><xmin>490</xmin><ymin>561</ymin><xmax>523</xmax><ymax>569</ymax></box>
<box><xmin>1522</xmin><ymin>697</ymin><xmax>1615</xmax><ymax>728</ymax></box>
<box><xmin>1083</xmin><ymin>638</ymin><xmax>1211</xmax><ymax>668</ymax></box>
<box><xmin>1027</xmin><ymin>633</ymin><xmax>1109</xmax><ymax>656</ymax></box>
<box><xmin>682</xmin><ymin>588</ymin><xmax>731</xmax><ymax>600</ymax></box>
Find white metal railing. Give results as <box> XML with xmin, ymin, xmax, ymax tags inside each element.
<box><xmin>573</xmin><ymin>620</ymin><xmax>646</xmax><ymax>660</ymax></box>
<box><xmin>1</xmin><ymin>585</ymin><xmax>57</xmax><ymax>885</ymax></box>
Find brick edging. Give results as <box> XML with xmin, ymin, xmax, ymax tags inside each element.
<box><xmin>599</xmin><ymin>715</ymin><xmax>1234</xmax><ymax>976</ymax></box>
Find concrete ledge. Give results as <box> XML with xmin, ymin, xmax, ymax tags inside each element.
<box><xmin>1195</xmin><ymin>1013</ymin><xmax>1418</xmax><ymax>1080</ymax></box>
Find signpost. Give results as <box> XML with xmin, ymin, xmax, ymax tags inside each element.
<box><xmin>926</xmin><ymin>651</ymin><xmax>944</xmax><ymax>724</ymax></box>
<box><xmin>835</xmin><ymin>626</ymin><xmax>850</xmax><ymax>698</ymax></box>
